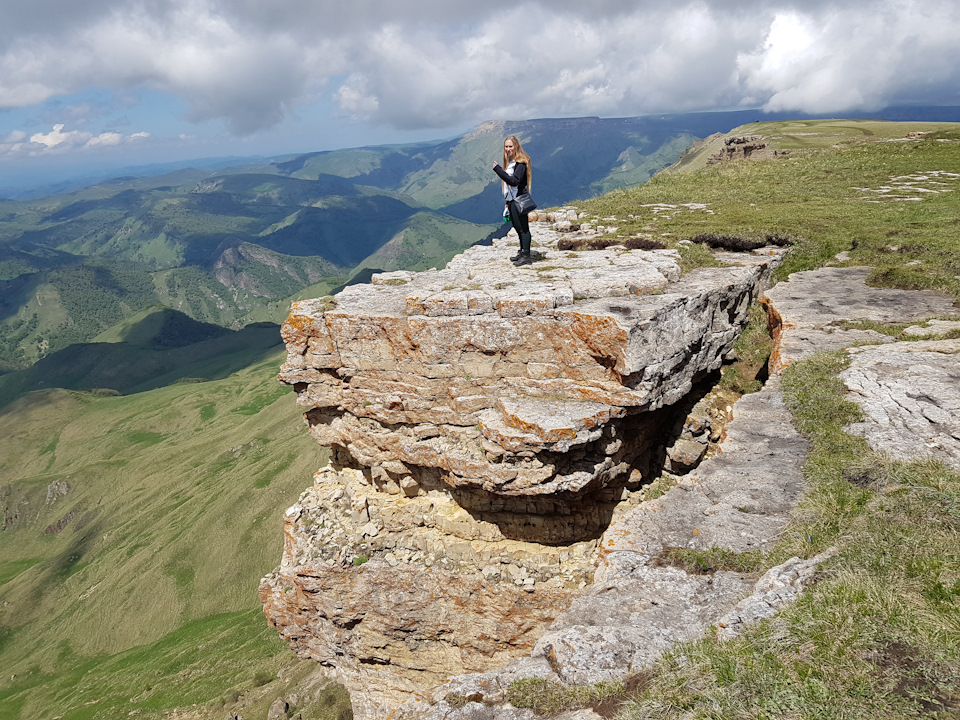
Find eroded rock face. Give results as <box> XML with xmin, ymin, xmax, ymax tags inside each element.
<box><xmin>259</xmin><ymin>466</ymin><xmax>588</xmax><ymax>719</ymax></box>
<box><xmin>261</xmin><ymin>223</ymin><xmax>785</xmax><ymax>718</ymax></box>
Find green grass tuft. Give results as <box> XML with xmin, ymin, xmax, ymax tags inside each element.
<box><xmin>506</xmin><ymin>676</ymin><xmax>626</xmax><ymax>716</ymax></box>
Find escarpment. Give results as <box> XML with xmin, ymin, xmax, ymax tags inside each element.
<box><xmin>259</xmin><ymin>217</ymin><xmax>786</xmax><ymax>719</ymax></box>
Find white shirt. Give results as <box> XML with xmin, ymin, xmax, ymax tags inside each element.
<box><xmin>502</xmin><ymin>161</ymin><xmax>519</xmax><ymax>201</ymax></box>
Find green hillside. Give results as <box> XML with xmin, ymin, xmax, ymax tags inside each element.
<box><xmin>0</xmin><ymin>179</ymin><xmax>488</xmax><ymax>369</ymax></box>
<box><xmin>0</xmin><ymin>351</ymin><xmax>349</xmax><ymax>720</ymax></box>
<box><xmin>0</xmin><ymin>309</ymin><xmax>283</xmax><ymax>408</ymax></box>
<box><xmin>354</xmin><ymin>210</ymin><xmax>498</xmax><ymax>273</ymax></box>
<box><xmin>666</xmin><ymin>118</ymin><xmax>960</xmax><ymax>175</ymax></box>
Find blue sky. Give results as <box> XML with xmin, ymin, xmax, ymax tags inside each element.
<box><xmin>2</xmin><ymin>0</ymin><xmax>959</xmax><ymax>190</ymax></box>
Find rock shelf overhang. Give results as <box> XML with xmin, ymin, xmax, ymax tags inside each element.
<box><xmin>262</xmin><ymin>223</ymin><xmax>786</xmax><ymax>719</ymax></box>
<box><xmin>278</xmin><ymin>238</ymin><xmax>780</xmax><ymax>503</ymax></box>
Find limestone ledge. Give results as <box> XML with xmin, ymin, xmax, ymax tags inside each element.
<box><xmin>375</xmin><ymin>265</ymin><xmax>960</xmax><ymax>720</ymax></box>
<box><xmin>279</xmin><ymin>227</ymin><xmax>786</xmax><ymax>496</ymax></box>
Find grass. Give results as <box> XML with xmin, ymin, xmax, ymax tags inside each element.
<box><xmin>652</xmin><ymin>546</ymin><xmax>767</xmax><ymax>575</ymax></box>
<box><xmin>577</xmin><ymin>122</ymin><xmax>960</xmax><ymax>298</ymax></box>
<box><xmin>506</xmin><ymin>677</ymin><xmax>628</xmax><ymax>716</ymax></box>
<box><xmin>0</xmin><ymin>349</ymin><xmax>351</xmax><ymax>720</ymax></box>
<box><xmin>718</xmin><ymin>301</ymin><xmax>774</xmax><ymax>397</ymax></box>
<box><xmin>0</xmin><ymin>611</ymin><xmax>351</xmax><ymax>720</ymax></box>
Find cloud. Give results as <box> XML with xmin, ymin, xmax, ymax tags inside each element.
<box><xmin>737</xmin><ymin>3</ymin><xmax>960</xmax><ymax>112</ymax></box>
<box><xmin>0</xmin><ymin>0</ymin><xmax>959</xmax><ymax>138</ymax></box>
<box><xmin>0</xmin><ymin>123</ymin><xmax>150</xmax><ymax>157</ymax></box>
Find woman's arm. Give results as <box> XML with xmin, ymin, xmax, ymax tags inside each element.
<box><xmin>493</xmin><ymin>162</ymin><xmax>526</xmax><ymax>186</ymax></box>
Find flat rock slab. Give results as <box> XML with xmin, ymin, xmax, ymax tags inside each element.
<box><xmin>528</xmin><ymin>375</ymin><xmax>808</xmax><ymax>684</ymax></box>
<box><xmin>903</xmin><ymin>319</ymin><xmax>960</xmax><ymax>337</ymax></box>
<box><xmin>841</xmin><ymin>339</ymin><xmax>960</xmax><ymax>470</ymax></box>
<box><xmin>763</xmin><ymin>266</ymin><xmax>960</xmax><ymax>371</ymax></box>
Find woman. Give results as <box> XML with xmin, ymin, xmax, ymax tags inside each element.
<box><xmin>493</xmin><ymin>135</ymin><xmax>534</xmax><ymax>265</ymax></box>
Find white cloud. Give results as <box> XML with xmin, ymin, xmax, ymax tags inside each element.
<box><xmin>333</xmin><ymin>76</ymin><xmax>380</xmax><ymax>118</ymax></box>
<box><xmin>738</xmin><ymin>3</ymin><xmax>960</xmax><ymax>113</ymax></box>
<box><xmin>0</xmin><ymin>123</ymin><xmax>150</xmax><ymax>157</ymax></box>
<box><xmin>30</xmin><ymin>124</ymin><xmax>74</xmax><ymax>148</ymax></box>
<box><xmin>0</xmin><ymin>0</ymin><xmax>958</xmax><ymax>138</ymax></box>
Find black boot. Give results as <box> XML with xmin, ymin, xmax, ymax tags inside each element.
<box><xmin>513</xmin><ymin>232</ymin><xmax>532</xmax><ymax>265</ymax></box>
<box><xmin>513</xmin><ymin>251</ymin><xmax>532</xmax><ymax>266</ymax></box>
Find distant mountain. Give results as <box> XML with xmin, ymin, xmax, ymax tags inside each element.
<box><xmin>0</xmin><ymin>155</ymin><xmax>268</xmax><ymax>202</ymax></box>
<box><xmin>3</xmin><ymin>106</ymin><xmax>959</xmax><ymax>378</ymax></box>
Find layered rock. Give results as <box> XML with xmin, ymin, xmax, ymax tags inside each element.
<box><xmin>383</xmin><ymin>267</ymin><xmax>959</xmax><ymax>720</ymax></box>
<box><xmin>260</xmin><ymin>220</ymin><xmax>785</xmax><ymax>718</ymax></box>
<box><xmin>278</xmin><ymin>240</ymin><xmax>774</xmax><ymax>511</ymax></box>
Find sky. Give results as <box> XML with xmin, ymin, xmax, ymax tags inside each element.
<box><xmin>2</xmin><ymin>0</ymin><xmax>959</xmax><ymax>189</ymax></box>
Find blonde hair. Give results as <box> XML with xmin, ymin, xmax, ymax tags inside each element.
<box><xmin>502</xmin><ymin>135</ymin><xmax>532</xmax><ymax>191</ymax></box>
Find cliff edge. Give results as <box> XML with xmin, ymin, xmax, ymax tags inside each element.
<box><xmin>259</xmin><ymin>216</ymin><xmax>786</xmax><ymax>718</ymax></box>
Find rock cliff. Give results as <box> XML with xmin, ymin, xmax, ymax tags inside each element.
<box><xmin>259</xmin><ymin>216</ymin><xmax>786</xmax><ymax>718</ymax></box>
<box><xmin>378</xmin><ymin>264</ymin><xmax>960</xmax><ymax>720</ymax></box>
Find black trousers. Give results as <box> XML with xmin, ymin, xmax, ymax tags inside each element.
<box><xmin>507</xmin><ymin>199</ymin><xmax>531</xmax><ymax>252</ymax></box>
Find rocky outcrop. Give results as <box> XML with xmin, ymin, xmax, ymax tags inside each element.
<box><xmin>531</xmin><ymin>372</ymin><xmax>809</xmax><ymax>685</ymax></box>
<box><xmin>262</xmin><ymin>237</ymin><xmax>960</xmax><ymax>719</ymax></box>
<box><xmin>716</xmin><ymin>547</ymin><xmax>838</xmax><ymax>640</ymax></box>
<box><xmin>260</xmin><ymin>219</ymin><xmax>786</xmax><ymax>718</ymax></box>
<box><xmin>383</xmin><ymin>265</ymin><xmax>960</xmax><ymax>720</ymax></box>
<box><xmin>708</xmin><ymin>135</ymin><xmax>787</xmax><ymax>164</ymax></box>
<box><xmin>275</xmin><ymin>224</ymin><xmax>780</xmax><ymax>533</ymax></box>
<box><xmin>841</xmin><ymin>339</ymin><xmax>960</xmax><ymax>470</ymax></box>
